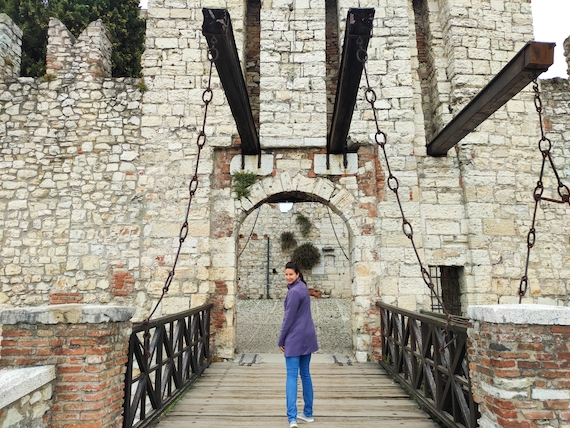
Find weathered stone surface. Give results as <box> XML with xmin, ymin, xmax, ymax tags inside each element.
<box><xmin>468</xmin><ymin>304</ymin><xmax>570</xmax><ymax>325</ymax></box>
<box><xmin>0</xmin><ymin>365</ymin><xmax>56</xmax><ymax>408</ymax></box>
<box><xmin>0</xmin><ymin>304</ymin><xmax>135</xmax><ymax>325</ymax></box>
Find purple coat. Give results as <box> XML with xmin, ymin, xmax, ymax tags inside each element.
<box><xmin>278</xmin><ymin>277</ymin><xmax>319</xmax><ymax>357</ymax></box>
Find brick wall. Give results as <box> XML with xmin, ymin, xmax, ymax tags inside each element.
<box><xmin>0</xmin><ymin>305</ymin><xmax>134</xmax><ymax>427</ymax></box>
<box><xmin>468</xmin><ymin>305</ymin><xmax>570</xmax><ymax>428</ymax></box>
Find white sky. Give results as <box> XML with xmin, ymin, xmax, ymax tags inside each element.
<box><xmin>532</xmin><ymin>0</ymin><xmax>569</xmax><ymax>78</ymax></box>
<box><xmin>139</xmin><ymin>0</ymin><xmax>569</xmax><ymax>78</ymax></box>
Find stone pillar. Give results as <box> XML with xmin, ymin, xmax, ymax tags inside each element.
<box><xmin>0</xmin><ymin>304</ymin><xmax>135</xmax><ymax>428</ymax></box>
<box><xmin>0</xmin><ymin>13</ymin><xmax>23</xmax><ymax>80</ymax></box>
<box><xmin>468</xmin><ymin>304</ymin><xmax>570</xmax><ymax>428</ymax></box>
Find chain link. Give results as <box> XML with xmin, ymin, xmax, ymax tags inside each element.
<box><xmin>518</xmin><ymin>79</ymin><xmax>570</xmax><ymax>302</ymax></box>
<box><xmin>142</xmin><ymin>37</ymin><xmax>218</xmax><ymax>356</ymax></box>
<box><xmin>356</xmin><ymin>38</ymin><xmax>454</xmax><ymax>350</ymax></box>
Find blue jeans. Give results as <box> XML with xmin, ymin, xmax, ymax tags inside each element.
<box><xmin>285</xmin><ymin>354</ymin><xmax>313</xmax><ymax>423</ymax></box>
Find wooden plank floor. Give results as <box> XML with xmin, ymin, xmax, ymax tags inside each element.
<box><xmin>155</xmin><ymin>354</ymin><xmax>440</xmax><ymax>428</ymax></box>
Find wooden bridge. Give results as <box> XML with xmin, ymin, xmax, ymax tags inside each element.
<box><xmin>154</xmin><ymin>354</ymin><xmax>439</xmax><ymax>428</ymax></box>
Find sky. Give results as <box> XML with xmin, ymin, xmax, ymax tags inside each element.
<box><xmin>531</xmin><ymin>0</ymin><xmax>569</xmax><ymax>78</ymax></box>
<box><xmin>139</xmin><ymin>0</ymin><xmax>569</xmax><ymax>78</ymax></box>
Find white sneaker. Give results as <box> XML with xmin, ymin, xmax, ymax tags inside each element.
<box><xmin>297</xmin><ymin>413</ymin><xmax>314</xmax><ymax>423</ymax></box>
<box><xmin>289</xmin><ymin>421</ymin><xmax>298</xmax><ymax>428</ymax></box>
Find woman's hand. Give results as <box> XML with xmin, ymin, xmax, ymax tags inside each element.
<box><xmin>279</xmin><ymin>346</ymin><xmax>285</xmax><ymax>353</ymax></box>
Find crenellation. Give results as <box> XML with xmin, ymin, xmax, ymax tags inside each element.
<box><xmin>0</xmin><ymin>14</ymin><xmax>23</xmax><ymax>81</ymax></box>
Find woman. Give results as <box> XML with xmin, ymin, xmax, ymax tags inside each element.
<box><xmin>278</xmin><ymin>261</ymin><xmax>319</xmax><ymax>428</ymax></box>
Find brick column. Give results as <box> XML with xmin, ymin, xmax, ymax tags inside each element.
<box><xmin>0</xmin><ymin>304</ymin><xmax>135</xmax><ymax>428</ymax></box>
<box><xmin>468</xmin><ymin>304</ymin><xmax>570</xmax><ymax>428</ymax></box>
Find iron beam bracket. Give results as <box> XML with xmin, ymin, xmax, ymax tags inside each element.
<box><xmin>202</xmin><ymin>8</ymin><xmax>261</xmax><ymax>156</ymax></box>
<box><xmin>327</xmin><ymin>8</ymin><xmax>375</xmax><ymax>155</ymax></box>
<box><xmin>427</xmin><ymin>41</ymin><xmax>555</xmax><ymax>157</ymax></box>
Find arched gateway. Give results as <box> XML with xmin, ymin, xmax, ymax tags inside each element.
<box><xmin>210</xmin><ymin>168</ymin><xmax>384</xmax><ymax>362</ymax></box>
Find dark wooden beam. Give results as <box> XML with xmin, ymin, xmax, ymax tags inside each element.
<box><xmin>427</xmin><ymin>41</ymin><xmax>555</xmax><ymax>156</ymax></box>
<box><xmin>327</xmin><ymin>8</ymin><xmax>375</xmax><ymax>155</ymax></box>
<box><xmin>202</xmin><ymin>8</ymin><xmax>260</xmax><ymax>156</ymax></box>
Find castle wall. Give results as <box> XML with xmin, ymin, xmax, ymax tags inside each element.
<box><xmin>1</xmin><ymin>0</ymin><xmax>570</xmax><ymax>360</ymax></box>
<box><xmin>0</xmin><ymin>15</ymin><xmax>143</xmax><ymax>311</ymax></box>
<box><xmin>237</xmin><ymin>202</ymin><xmax>351</xmax><ymax>300</ymax></box>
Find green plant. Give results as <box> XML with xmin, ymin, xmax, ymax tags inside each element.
<box><xmin>41</xmin><ymin>73</ymin><xmax>56</xmax><ymax>82</ymax></box>
<box><xmin>0</xmin><ymin>0</ymin><xmax>146</xmax><ymax>77</ymax></box>
<box><xmin>5</xmin><ymin>58</ymin><xmax>13</xmax><ymax>66</ymax></box>
<box><xmin>280</xmin><ymin>231</ymin><xmax>297</xmax><ymax>251</ymax></box>
<box><xmin>291</xmin><ymin>243</ymin><xmax>321</xmax><ymax>272</ymax></box>
<box><xmin>137</xmin><ymin>79</ymin><xmax>148</xmax><ymax>92</ymax></box>
<box><xmin>232</xmin><ymin>171</ymin><xmax>257</xmax><ymax>199</ymax></box>
<box><xmin>296</xmin><ymin>214</ymin><xmax>312</xmax><ymax>237</ymax></box>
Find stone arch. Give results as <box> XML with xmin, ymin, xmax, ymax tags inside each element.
<box><xmin>235</xmin><ymin>174</ymin><xmax>360</xmax><ymax>233</ymax></box>
<box><xmin>211</xmin><ymin>172</ymin><xmax>377</xmax><ymax>362</ymax></box>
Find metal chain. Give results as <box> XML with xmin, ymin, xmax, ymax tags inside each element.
<box><xmin>142</xmin><ymin>37</ymin><xmax>219</xmax><ymax>356</ymax></box>
<box><xmin>327</xmin><ymin>205</ymin><xmax>350</xmax><ymax>260</ymax></box>
<box><xmin>518</xmin><ymin>78</ymin><xmax>570</xmax><ymax>303</ymax></box>
<box><xmin>356</xmin><ymin>38</ymin><xmax>454</xmax><ymax>351</ymax></box>
<box><xmin>238</xmin><ymin>206</ymin><xmax>261</xmax><ymax>258</ymax></box>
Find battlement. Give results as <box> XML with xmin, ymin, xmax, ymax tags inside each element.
<box><xmin>46</xmin><ymin>18</ymin><xmax>112</xmax><ymax>79</ymax></box>
<box><xmin>0</xmin><ymin>14</ymin><xmax>111</xmax><ymax>81</ymax></box>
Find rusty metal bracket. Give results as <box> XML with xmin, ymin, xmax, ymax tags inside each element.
<box><xmin>427</xmin><ymin>41</ymin><xmax>555</xmax><ymax>156</ymax></box>
<box><xmin>327</xmin><ymin>8</ymin><xmax>375</xmax><ymax>155</ymax></box>
<box><xmin>202</xmin><ymin>8</ymin><xmax>261</xmax><ymax>157</ymax></box>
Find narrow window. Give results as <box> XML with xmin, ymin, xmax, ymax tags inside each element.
<box><xmin>429</xmin><ymin>266</ymin><xmax>463</xmax><ymax>316</ymax></box>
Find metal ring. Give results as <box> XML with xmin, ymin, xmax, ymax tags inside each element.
<box><xmin>534</xmin><ymin>94</ymin><xmax>543</xmax><ymax>111</ymax></box>
<box><xmin>208</xmin><ymin>47</ymin><xmax>219</xmax><ymax>62</ymax></box>
<box><xmin>196</xmin><ymin>131</ymin><xmax>207</xmax><ymax>149</ymax></box>
<box><xmin>179</xmin><ymin>221</ymin><xmax>189</xmax><ymax>241</ymax></box>
<box><xmin>538</xmin><ymin>137</ymin><xmax>551</xmax><ymax>153</ymax></box>
<box><xmin>421</xmin><ymin>267</ymin><xmax>432</xmax><ymax>287</ymax></box>
<box><xmin>374</xmin><ymin>131</ymin><xmax>386</xmax><ymax>146</ymax></box>
<box><xmin>558</xmin><ymin>184</ymin><xmax>570</xmax><ymax>202</ymax></box>
<box><xmin>533</xmin><ymin>182</ymin><xmax>544</xmax><ymax>201</ymax></box>
<box><xmin>518</xmin><ymin>276</ymin><xmax>528</xmax><ymax>296</ymax></box>
<box><xmin>527</xmin><ymin>229</ymin><xmax>535</xmax><ymax>248</ymax></box>
<box><xmin>202</xmin><ymin>88</ymin><xmax>213</xmax><ymax>104</ymax></box>
<box><xmin>365</xmin><ymin>88</ymin><xmax>377</xmax><ymax>104</ymax></box>
<box><xmin>189</xmin><ymin>176</ymin><xmax>199</xmax><ymax>194</ymax></box>
<box><xmin>402</xmin><ymin>220</ymin><xmax>413</xmax><ymax>239</ymax></box>
<box><xmin>356</xmin><ymin>48</ymin><xmax>368</xmax><ymax>63</ymax></box>
<box><xmin>387</xmin><ymin>175</ymin><xmax>399</xmax><ymax>192</ymax></box>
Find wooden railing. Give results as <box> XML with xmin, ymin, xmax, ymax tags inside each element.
<box><xmin>123</xmin><ymin>303</ymin><xmax>213</xmax><ymax>428</ymax></box>
<box><xmin>377</xmin><ymin>302</ymin><xmax>479</xmax><ymax>428</ymax></box>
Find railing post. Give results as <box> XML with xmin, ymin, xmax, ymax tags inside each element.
<box><xmin>0</xmin><ymin>304</ymin><xmax>134</xmax><ymax>427</ymax></box>
<box><xmin>467</xmin><ymin>304</ymin><xmax>570</xmax><ymax>428</ymax></box>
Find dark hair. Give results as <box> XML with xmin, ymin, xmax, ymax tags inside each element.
<box><xmin>285</xmin><ymin>261</ymin><xmax>306</xmax><ymax>285</ymax></box>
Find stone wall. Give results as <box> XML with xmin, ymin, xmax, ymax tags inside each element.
<box><xmin>0</xmin><ymin>15</ymin><xmax>143</xmax><ymax>313</ymax></box>
<box><xmin>237</xmin><ymin>202</ymin><xmax>350</xmax><ymax>299</ymax></box>
<box><xmin>0</xmin><ymin>0</ymin><xmax>570</xmax><ymax>361</ymax></box>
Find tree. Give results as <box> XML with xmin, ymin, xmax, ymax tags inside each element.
<box><xmin>0</xmin><ymin>0</ymin><xmax>145</xmax><ymax>77</ymax></box>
